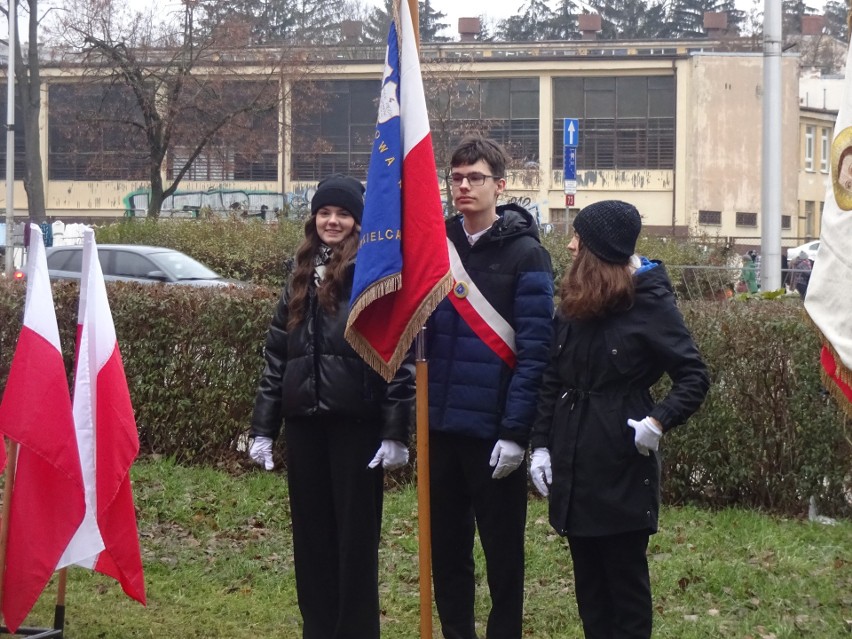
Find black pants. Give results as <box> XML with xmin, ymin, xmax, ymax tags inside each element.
<box><xmin>429</xmin><ymin>432</ymin><xmax>528</xmax><ymax>639</ymax></box>
<box><xmin>285</xmin><ymin>418</ymin><xmax>384</xmax><ymax>639</ymax></box>
<box><xmin>567</xmin><ymin>531</ymin><xmax>653</xmax><ymax>639</ymax></box>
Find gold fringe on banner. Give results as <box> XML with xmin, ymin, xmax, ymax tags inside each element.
<box><xmin>345</xmin><ymin>272</ymin><xmax>453</xmax><ymax>382</ymax></box>
<box><xmin>804</xmin><ymin>308</ymin><xmax>852</xmax><ymax>417</ymax></box>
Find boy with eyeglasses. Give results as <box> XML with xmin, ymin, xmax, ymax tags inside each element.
<box><xmin>426</xmin><ymin>136</ymin><xmax>554</xmax><ymax>639</ymax></box>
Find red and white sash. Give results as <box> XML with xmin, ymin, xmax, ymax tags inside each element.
<box><xmin>446</xmin><ymin>238</ymin><xmax>517</xmax><ymax>368</ymax></box>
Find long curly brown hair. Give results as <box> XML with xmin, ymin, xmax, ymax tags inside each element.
<box><xmin>287</xmin><ymin>216</ymin><xmax>361</xmax><ymax>331</ymax></box>
<box><xmin>559</xmin><ymin>241</ymin><xmax>635</xmax><ymax>320</ymax></box>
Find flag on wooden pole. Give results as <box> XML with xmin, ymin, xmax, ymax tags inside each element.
<box><xmin>0</xmin><ymin>225</ymin><xmax>84</xmax><ymax>633</ymax></box>
<box><xmin>804</xmin><ymin>39</ymin><xmax>852</xmax><ymax>411</ymax></box>
<box><xmin>344</xmin><ymin>0</ymin><xmax>452</xmax><ymax>381</ymax></box>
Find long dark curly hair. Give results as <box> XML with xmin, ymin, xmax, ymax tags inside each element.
<box><xmin>287</xmin><ymin>216</ymin><xmax>361</xmax><ymax>331</ymax></box>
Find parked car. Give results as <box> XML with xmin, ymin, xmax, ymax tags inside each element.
<box><xmin>786</xmin><ymin>240</ymin><xmax>819</xmax><ymax>263</ymax></box>
<box><xmin>43</xmin><ymin>245</ymin><xmax>239</xmax><ymax>287</ymax></box>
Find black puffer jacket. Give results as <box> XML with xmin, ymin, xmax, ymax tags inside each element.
<box><xmin>251</xmin><ymin>264</ymin><xmax>415</xmax><ymax>442</ymax></box>
<box><xmin>530</xmin><ymin>261</ymin><xmax>709</xmax><ymax>537</ymax></box>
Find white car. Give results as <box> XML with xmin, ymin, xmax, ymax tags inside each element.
<box><xmin>786</xmin><ymin>240</ymin><xmax>819</xmax><ymax>263</ymax></box>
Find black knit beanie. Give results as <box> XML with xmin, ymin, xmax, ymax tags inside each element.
<box><xmin>311</xmin><ymin>174</ymin><xmax>365</xmax><ymax>224</ymax></box>
<box><xmin>573</xmin><ymin>200</ymin><xmax>642</xmax><ymax>264</ymax></box>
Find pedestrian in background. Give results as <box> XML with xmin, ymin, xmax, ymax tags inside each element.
<box><xmin>249</xmin><ymin>174</ymin><xmax>415</xmax><ymax>639</ymax></box>
<box><xmin>529</xmin><ymin>200</ymin><xmax>709</xmax><ymax>639</ymax></box>
<box><xmin>790</xmin><ymin>250</ymin><xmax>813</xmax><ymax>300</ymax></box>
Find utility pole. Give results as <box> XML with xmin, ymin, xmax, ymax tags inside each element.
<box><xmin>761</xmin><ymin>0</ymin><xmax>783</xmax><ymax>291</ymax></box>
<box><xmin>5</xmin><ymin>0</ymin><xmax>17</xmax><ymax>276</ymax></box>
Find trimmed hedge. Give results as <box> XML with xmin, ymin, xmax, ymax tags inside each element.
<box><xmin>0</xmin><ymin>279</ymin><xmax>278</xmax><ymax>464</ymax></box>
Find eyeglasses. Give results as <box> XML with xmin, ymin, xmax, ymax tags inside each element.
<box><xmin>449</xmin><ymin>172</ymin><xmax>501</xmax><ymax>187</ymax></box>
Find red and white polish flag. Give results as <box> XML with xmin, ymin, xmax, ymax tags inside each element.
<box><xmin>63</xmin><ymin>228</ymin><xmax>146</xmax><ymax>605</ymax></box>
<box><xmin>0</xmin><ymin>225</ymin><xmax>84</xmax><ymax>633</ymax></box>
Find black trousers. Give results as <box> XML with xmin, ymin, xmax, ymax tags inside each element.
<box><xmin>567</xmin><ymin>531</ymin><xmax>653</xmax><ymax>639</ymax></box>
<box><xmin>429</xmin><ymin>432</ymin><xmax>528</xmax><ymax>639</ymax></box>
<box><xmin>285</xmin><ymin>418</ymin><xmax>384</xmax><ymax>639</ymax></box>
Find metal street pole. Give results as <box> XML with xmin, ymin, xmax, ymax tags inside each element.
<box><xmin>761</xmin><ymin>0</ymin><xmax>783</xmax><ymax>291</ymax></box>
<box><xmin>5</xmin><ymin>0</ymin><xmax>16</xmax><ymax>277</ymax></box>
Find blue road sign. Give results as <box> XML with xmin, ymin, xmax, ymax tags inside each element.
<box><xmin>564</xmin><ymin>146</ymin><xmax>577</xmax><ymax>180</ymax></box>
<box><xmin>563</xmin><ymin>118</ymin><xmax>579</xmax><ymax>147</ymax></box>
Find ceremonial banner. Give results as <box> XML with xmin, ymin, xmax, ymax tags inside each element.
<box><xmin>345</xmin><ymin>0</ymin><xmax>452</xmax><ymax>381</ymax></box>
<box><xmin>804</xmin><ymin>41</ymin><xmax>852</xmax><ymax>410</ymax></box>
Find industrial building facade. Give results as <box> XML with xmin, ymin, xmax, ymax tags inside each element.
<box><xmin>0</xmin><ymin>36</ymin><xmax>815</xmax><ymax>247</ymax></box>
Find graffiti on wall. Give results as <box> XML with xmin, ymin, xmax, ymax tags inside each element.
<box><xmin>123</xmin><ymin>185</ymin><xmax>318</xmax><ymax>219</ymax></box>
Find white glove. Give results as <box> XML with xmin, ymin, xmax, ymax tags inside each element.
<box><xmin>529</xmin><ymin>448</ymin><xmax>552</xmax><ymax>497</ymax></box>
<box><xmin>368</xmin><ymin>439</ymin><xmax>409</xmax><ymax>471</ymax></box>
<box><xmin>626</xmin><ymin>417</ymin><xmax>663</xmax><ymax>456</ymax></box>
<box><xmin>489</xmin><ymin>439</ymin><xmax>525</xmax><ymax>479</ymax></box>
<box><xmin>249</xmin><ymin>435</ymin><xmax>274</xmax><ymax>470</ymax></box>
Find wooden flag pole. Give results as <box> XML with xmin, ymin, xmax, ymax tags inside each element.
<box><xmin>53</xmin><ymin>569</ymin><xmax>68</xmax><ymax>632</ymax></box>
<box><xmin>415</xmin><ymin>331</ymin><xmax>433</xmax><ymax>639</ymax></box>
<box><xmin>406</xmin><ymin>3</ymin><xmax>434</xmax><ymax>636</ymax></box>
<box><xmin>0</xmin><ymin>439</ymin><xmax>19</xmax><ymax>614</ymax></box>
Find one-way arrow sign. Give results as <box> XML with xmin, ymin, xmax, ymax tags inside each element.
<box><xmin>563</xmin><ymin>118</ymin><xmax>579</xmax><ymax>147</ymax></box>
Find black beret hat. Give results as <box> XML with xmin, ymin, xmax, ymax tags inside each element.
<box><xmin>311</xmin><ymin>174</ymin><xmax>365</xmax><ymax>224</ymax></box>
<box><xmin>573</xmin><ymin>200</ymin><xmax>642</xmax><ymax>264</ymax></box>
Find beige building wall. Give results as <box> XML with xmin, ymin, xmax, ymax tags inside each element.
<box><xmin>681</xmin><ymin>53</ymin><xmax>800</xmax><ymax>245</ymax></box>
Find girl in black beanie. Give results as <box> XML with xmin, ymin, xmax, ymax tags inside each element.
<box><xmin>529</xmin><ymin>200</ymin><xmax>709</xmax><ymax>638</ymax></box>
<box><xmin>249</xmin><ymin>174</ymin><xmax>415</xmax><ymax>639</ymax></box>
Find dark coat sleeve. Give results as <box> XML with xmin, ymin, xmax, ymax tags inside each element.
<box><xmin>379</xmin><ymin>348</ymin><xmax>416</xmax><ymax>443</ymax></box>
<box><xmin>645</xmin><ymin>297</ymin><xmax>710</xmax><ymax>432</ymax></box>
<box><xmin>500</xmin><ymin>243</ymin><xmax>555</xmax><ymax>444</ymax></box>
<box><xmin>250</xmin><ymin>287</ymin><xmax>289</xmax><ymax>440</ymax></box>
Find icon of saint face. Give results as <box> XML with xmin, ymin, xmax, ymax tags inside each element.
<box><xmin>831</xmin><ymin>126</ymin><xmax>852</xmax><ymax>210</ymax></box>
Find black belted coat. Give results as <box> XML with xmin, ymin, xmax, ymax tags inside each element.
<box><xmin>530</xmin><ymin>262</ymin><xmax>709</xmax><ymax>537</ymax></box>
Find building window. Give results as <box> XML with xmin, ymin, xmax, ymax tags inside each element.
<box><xmin>820</xmin><ymin>129</ymin><xmax>829</xmax><ymax>173</ymax></box>
<box><xmin>735</xmin><ymin>211</ymin><xmax>757</xmax><ymax>227</ymax></box>
<box><xmin>698</xmin><ymin>210</ymin><xmax>721</xmax><ymax>225</ymax></box>
<box><xmin>0</xmin><ymin>95</ymin><xmax>26</xmax><ymax>180</ymax></box>
<box><xmin>48</xmin><ymin>83</ymin><xmax>149</xmax><ymax>181</ymax></box>
<box><xmin>427</xmin><ymin>77</ymin><xmax>540</xmax><ymax>171</ymax></box>
<box><xmin>552</xmin><ymin>75</ymin><xmax>675</xmax><ymax>171</ymax></box>
<box><xmin>548</xmin><ymin>207</ymin><xmax>578</xmax><ymax>234</ymax></box>
<box><xmin>805</xmin><ymin>200</ymin><xmax>815</xmax><ymax>237</ymax></box>
<box><xmin>167</xmin><ymin>81</ymin><xmax>278</xmax><ymax>182</ymax></box>
<box><xmin>291</xmin><ymin>80</ymin><xmax>382</xmax><ymax>181</ymax></box>
<box><xmin>781</xmin><ymin>215</ymin><xmax>791</xmax><ymax>230</ymax></box>
<box><xmin>805</xmin><ymin>126</ymin><xmax>814</xmax><ymax>171</ymax></box>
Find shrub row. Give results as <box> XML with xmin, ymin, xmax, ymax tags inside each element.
<box><xmin>0</xmin><ymin>277</ymin><xmax>848</xmax><ymax>518</ymax></box>
<box><xmin>93</xmin><ymin>218</ymin><xmax>731</xmax><ymax>293</ymax></box>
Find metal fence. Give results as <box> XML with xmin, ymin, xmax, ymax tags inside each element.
<box><xmin>666</xmin><ymin>264</ymin><xmax>802</xmax><ymax>302</ymax></box>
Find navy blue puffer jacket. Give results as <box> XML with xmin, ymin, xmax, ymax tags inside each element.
<box><xmin>426</xmin><ymin>204</ymin><xmax>554</xmax><ymax>445</ymax></box>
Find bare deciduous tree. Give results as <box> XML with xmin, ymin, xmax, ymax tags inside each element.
<box><xmin>2</xmin><ymin>0</ymin><xmax>49</xmax><ymax>221</ymax></box>
<box><xmin>47</xmin><ymin>0</ymin><xmax>320</xmax><ymax>217</ymax></box>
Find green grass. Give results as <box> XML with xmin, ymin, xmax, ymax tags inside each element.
<box><xmin>17</xmin><ymin>458</ymin><xmax>852</xmax><ymax>638</ymax></box>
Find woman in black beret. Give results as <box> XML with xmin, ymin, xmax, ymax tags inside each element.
<box><xmin>529</xmin><ymin>200</ymin><xmax>709</xmax><ymax>638</ymax></box>
<box><xmin>248</xmin><ymin>174</ymin><xmax>415</xmax><ymax>639</ymax></box>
